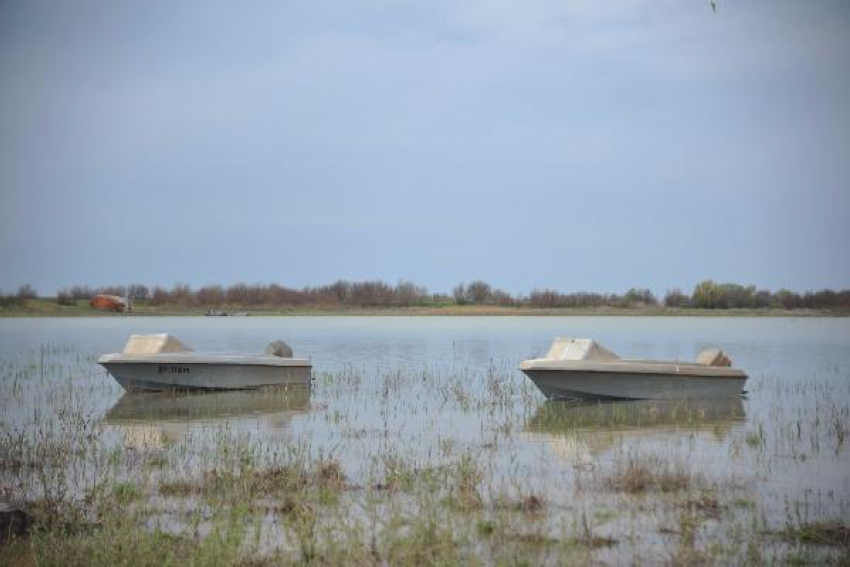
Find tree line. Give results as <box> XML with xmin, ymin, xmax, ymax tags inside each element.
<box><xmin>531</xmin><ymin>282</ymin><xmax>850</xmax><ymax>310</ymax></box>
<box><xmin>1</xmin><ymin>279</ymin><xmax>849</xmax><ymax>311</ymax></box>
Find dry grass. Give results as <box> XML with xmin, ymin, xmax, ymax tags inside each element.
<box><xmin>517</xmin><ymin>494</ymin><xmax>545</xmax><ymax>513</ymax></box>
<box><xmin>780</xmin><ymin>520</ymin><xmax>850</xmax><ymax>547</ymax></box>
<box><xmin>448</xmin><ymin>454</ymin><xmax>483</xmax><ymax>511</ymax></box>
<box><xmin>493</xmin><ymin>493</ymin><xmax>546</xmax><ymax>514</ymax></box>
<box><xmin>676</xmin><ymin>494</ymin><xmax>724</xmax><ymax>518</ymax></box>
<box><xmin>605</xmin><ymin>456</ymin><xmax>693</xmax><ymax>494</ymax></box>
<box><xmin>157</xmin><ymin>480</ymin><xmax>194</xmax><ymax>497</ymax></box>
<box><xmin>502</xmin><ymin>532</ymin><xmax>560</xmax><ymax>545</ymax></box>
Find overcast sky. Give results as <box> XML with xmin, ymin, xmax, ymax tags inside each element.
<box><xmin>1</xmin><ymin>0</ymin><xmax>848</xmax><ymax>295</ymax></box>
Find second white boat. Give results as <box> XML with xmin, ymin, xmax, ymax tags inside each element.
<box><xmin>520</xmin><ymin>338</ymin><xmax>747</xmax><ymax>401</ymax></box>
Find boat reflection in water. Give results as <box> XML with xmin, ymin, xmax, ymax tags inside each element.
<box><xmin>525</xmin><ymin>397</ymin><xmax>746</xmax><ymax>460</ymax></box>
<box><xmin>104</xmin><ymin>386</ymin><xmax>311</xmax><ymax>449</ymax></box>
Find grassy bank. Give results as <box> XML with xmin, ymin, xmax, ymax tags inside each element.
<box><xmin>1</xmin><ymin>299</ymin><xmax>847</xmax><ymax>317</ymax></box>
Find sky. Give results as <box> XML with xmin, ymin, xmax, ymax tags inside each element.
<box><xmin>1</xmin><ymin>0</ymin><xmax>849</xmax><ymax>296</ymax></box>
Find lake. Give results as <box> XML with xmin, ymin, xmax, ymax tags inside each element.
<box><xmin>1</xmin><ymin>316</ymin><xmax>849</xmax><ymax>564</ymax></box>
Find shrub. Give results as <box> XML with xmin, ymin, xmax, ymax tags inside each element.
<box><xmin>56</xmin><ymin>289</ymin><xmax>75</xmax><ymax>306</ymax></box>
<box><xmin>17</xmin><ymin>284</ymin><xmax>37</xmax><ymax>301</ymax></box>
<box><xmin>664</xmin><ymin>289</ymin><xmax>690</xmax><ymax>307</ymax></box>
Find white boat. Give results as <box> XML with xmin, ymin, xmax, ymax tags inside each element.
<box><xmin>99</xmin><ymin>334</ymin><xmax>312</xmax><ymax>392</ymax></box>
<box><xmin>520</xmin><ymin>338</ymin><xmax>747</xmax><ymax>401</ymax></box>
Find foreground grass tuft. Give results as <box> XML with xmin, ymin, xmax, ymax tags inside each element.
<box><xmin>781</xmin><ymin>520</ymin><xmax>850</xmax><ymax>547</ymax></box>
<box><xmin>605</xmin><ymin>456</ymin><xmax>693</xmax><ymax>494</ymax></box>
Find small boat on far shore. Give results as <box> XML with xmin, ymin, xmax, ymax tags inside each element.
<box><xmin>90</xmin><ymin>294</ymin><xmax>128</xmax><ymax>312</ymax></box>
<box><xmin>204</xmin><ymin>309</ymin><xmax>250</xmax><ymax>316</ymax></box>
<box><xmin>99</xmin><ymin>334</ymin><xmax>311</xmax><ymax>392</ymax></box>
<box><xmin>520</xmin><ymin>338</ymin><xmax>747</xmax><ymax>401</ymax></box>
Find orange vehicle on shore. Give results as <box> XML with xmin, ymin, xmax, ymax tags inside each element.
<box><xmin>90</xmin><ymin>295</ymin><xmax>127</xmax><ymax>312</ymax></box>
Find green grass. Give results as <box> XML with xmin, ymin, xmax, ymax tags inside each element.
<box><xmin>111</xmin><ymin>482</ymin><xmax>143</xmax><ymax>505</ymax></box>
<box><xmin>25</xmin><ymin>517</ymin><xmax>246</xmax><ymax>567</ymax></box>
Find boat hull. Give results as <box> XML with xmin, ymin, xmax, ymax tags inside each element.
<box><xmin>522</xmin><ymin>369</ymin><xmax>746</xmax><ymax>401</ymax></box>
<box><xmin>102</xmin><ymin>362</ymin><xmax>312</xmax><ymax>392</ymax></box>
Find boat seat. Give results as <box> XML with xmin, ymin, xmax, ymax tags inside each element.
<box><xmin>123</xmin><ymin>334</ymin><xmax>191</xmax><ymax>354</ymax></box>
<box><xmin>264</xmin><ymin>340</ymin><xmax>293</xmax><ymax>358</ymax></box>
<box><xmin>696</xmin><ymin>348</ymin><xmax>731</xmax><ymax>367</ymax></box>
<box><xmin>546</xmin><ymin>338</ymin><xmax>620</xmax><ymax>361</ymax></box>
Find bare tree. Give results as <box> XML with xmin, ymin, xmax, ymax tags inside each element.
<box><xmin>624</xmin><ymin>288</ymin><xmax>658</xmax><ymax>307</ymax></box>
<box><xmin>127</xmin><ymin>284</ymin><xmax>149</xmax><ymax>301</ymax></box>
<box><xmin>395</xmin><ymin>280</ymin><xmax>427</xmax><ymax>307</ymax></box>
<box><xmin>196</xmin><ymin>285</ymin><xmax>225</xmax><ymax>306</ymax></box>
<box><xmin>17</xmin><ymin>284</ymin><xmax>37</xmax><ymax>300</ymax></box>
<box><xmin>68</xmin><ymin>285</ymin><xmax>90</xmax><ymax>300</ymax></box>
<box><xmin>452</xmin><ymin>283</ymin><xmax>467</xmax><ymax>305</ymax></box>
<box><xmin>466</xmin><ymin>281</ymin><xmax>492</xmax><ymax>304</ymax></box>
<box><xmin>663</xmin><ymin>289</ymin><xmax>690</xmax><ymax>307</ymax></box>
<box><xmin>56</xmin><ymin>288</ymin><xmax>75</xmax><ymax>306</ymax></box>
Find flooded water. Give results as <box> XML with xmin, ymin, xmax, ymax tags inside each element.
<box><xmin>2</xmin><ymin>316</ymin><xmax>849</xmax><ymax>564</ymax></box>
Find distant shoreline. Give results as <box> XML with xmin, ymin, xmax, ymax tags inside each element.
<box><xmin>1</xmin><ymin>300</ymin><xmax>847</xmax><ymax>318</ymax></box>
